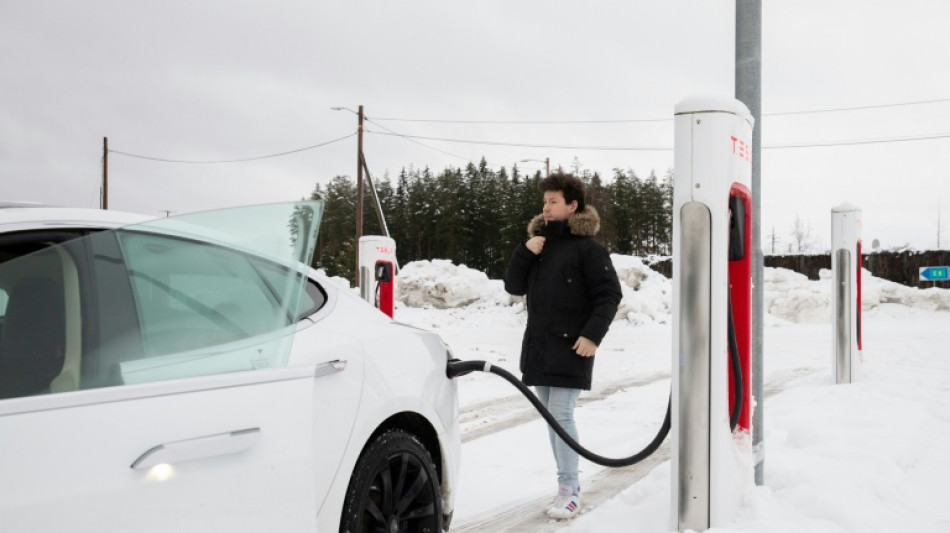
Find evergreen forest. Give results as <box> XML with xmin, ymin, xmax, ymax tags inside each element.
<box><xmin>308</xmin><ymin>159</ymin><xmax>673</xmax><ymax>283</ymax></box>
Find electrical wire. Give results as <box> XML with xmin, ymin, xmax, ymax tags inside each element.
<box><xmin>365</xmin><ymin>118</ymin><xmax>549</xmax><ymax>169</ymax></box>
<box><xmin>364</xmin><ymin>118</ymin><xmax>484</xmax><ymax>164</ymax></box>
<box><xmin>109</xmin><ymin>132</ymin><xmax>356</xmax><ymax>164</ymax></box>
<box><xmin>367</xmin><ymin>128</ymin><xmax>950</xmax><ymax>152</ymax></box>
<box><xmin>105</xmin><ymin>98</ymin><xmax>950</xmax><ymax>167</ymax></box>
<box><xmin>370</xmin><ymin>116</ymin><xmax>670</xmax><ymax>125</ymax></box>
<box><xmin>768</xmin><ymin>97</ymin><xmax>950</xmax><ymax>117</ymax></box>
<box><xmin>369</xmin><ymin>97</ymin><xmax>950</xmax><ymax>124</ymax></box>
<box><xmin>766</xmin><ymin>132</ymin><xmax>950</xmax><ymax>149</ymax></box>
<box><xmin>366</xmin><ymin>129</ymin><xmax>670</xmax><ymax>151</ymax></box>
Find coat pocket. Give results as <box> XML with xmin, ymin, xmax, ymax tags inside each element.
<box><xmin>561</xmin><ymin>265</ymin><xmax>584</xmax><ymax>301</ymax></box>
<box><xmin>543</xmin><ymin>325</ymin><xmax>587</xmax><ymax>378</ymax></box>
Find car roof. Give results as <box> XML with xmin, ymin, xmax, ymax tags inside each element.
<box><xmin>0</xmin><ymin>206</ymin><xmax>155</xmax><ymax>232</ymax></box>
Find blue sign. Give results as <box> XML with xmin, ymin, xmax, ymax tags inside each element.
<box><xmin>919</xmin><ymin>266</ymin><xmax>949</xmax><ymax>281</ymax></box>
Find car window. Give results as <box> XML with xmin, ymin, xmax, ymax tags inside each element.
<box><xmin>119</xmin><ymin>231</ymin><xmax>289</xmax><ymax>356</ymax></box>
<box><xmin>0</xmin><ymin>202</ymin><xmax>324</xmax><ymax>400</ymax></box>
<box><xmin>0</xmin><ymin>247</ymin><xmax>69</xmax><ymax>399</ymax></box>
<box><xmin>256</xmin><ymin>260</ymin><xmax>327</xmax><ymax>320</ymax></box>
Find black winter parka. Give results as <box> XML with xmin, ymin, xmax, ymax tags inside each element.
<box><xmin>504</xmin><ymin>207</ymin><xmax>622</xmax><ymax>390</ymax></box>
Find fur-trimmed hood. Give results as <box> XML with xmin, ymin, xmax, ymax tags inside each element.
<box><xmin>526</xmin><ymin>206</ymin><xmax>601</xmax><ymax>237</ymax></box>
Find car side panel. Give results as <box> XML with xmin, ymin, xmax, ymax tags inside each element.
<box><xmin>308</xmin><ymin>295</ymin><xmax>460</xmax><ymax>531</ymax></box>
<box><xmin>287</xmin><ymin>318</ymin><xmax>366</xmax><ymax>522</ymax></box>
<box><xmin>0</xmin><ymin>370</ymin><xmax>317</xmax><ymax>532</ymax></box>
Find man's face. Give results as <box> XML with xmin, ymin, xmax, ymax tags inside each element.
<box><xmin>542</xmin><ymin>190</ymin><xmax>578</xmax><ymax>222</ymax></box>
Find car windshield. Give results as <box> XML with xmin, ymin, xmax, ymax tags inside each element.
<box><xmin>0</xmin><ymin>201</ymin><xmax>322</xmax><ymax>399</ymax></box>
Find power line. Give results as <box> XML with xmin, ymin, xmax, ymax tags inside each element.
<box><xmin>364</xmin><ymin>118</ymin><xmax>482</xmax><ymax>164</ymax></box>
<box><xmin>370</xmin><ymin>116</ymin><xmax>669</xmax><ymax>125</ymax></box>
<box><xmin>109</xmin><ymin>132</ymin><xmax>356</xmax><ymax>164</ymax></box>
<box><xmin>367</xmin><ymin>129</ymin><xmax>950</xmax><ymax>151</ymax></box>
<box><xmin>369</xmin><ymin>97</ymin><xmax>950</xmax><ymax>125</ymax></box>
<box><xmin>766</xmin><ymin>132</ymin><xmax>950</xmax><ymax>149</ymax></box>
<box><xmin>768</xmin><ymin>97</ymin><xmax>950</xmax><ymax>117</ymax></box>
<box><xmin>366</xmin><ymin>129</ymin><xmax>669</xmax><ymax>151</ymax></box>
<box><xmin>365</xmin><ymin>119</ymin><xmax>544</xmax><ymax>169</ymax></box>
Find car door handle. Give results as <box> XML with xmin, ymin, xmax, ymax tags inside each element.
<box><xmin>314</xmin><ymin>359</ymin><xmax>347</xmax><ymax>378</ymax></box>
<box><xmin>131</xmin><ymin>428</ymin><xmax>261</xmax><ymax>470</ymax></box>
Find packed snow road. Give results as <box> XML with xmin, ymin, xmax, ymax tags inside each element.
<box><xmin>451</xmin><ymin>367</ymin><xmax>819</xmax><ymax>532</ymax></box>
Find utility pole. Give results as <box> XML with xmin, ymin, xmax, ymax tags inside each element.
<box><xmin>519</xmin><ymin>158</ymin><xmax>550</xmax><ymax>177</ymax></box>
<box><xmin>736</xmin><ymin>0</ymin><xmax>763</xmax><ymax>485</ymax></box>
<box><xmin>355</xmin><ymin>105</ymin><xmax>364</xmax><ymax>286</ymax></box>
<box><xmin>102</xmin><ymin>137</ymin><xmax>109</xmax><ymax>210</ymax></box>
<box><xmin>938</xmin><ymin>201</ymin><xmax>943</xmax><ymax>249</ymax></box>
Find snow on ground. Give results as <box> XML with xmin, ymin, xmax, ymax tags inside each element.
<box><xmin>394</xmin><ymin>256</ymin><xmax>950</xmax><ymax>532</ymax></box>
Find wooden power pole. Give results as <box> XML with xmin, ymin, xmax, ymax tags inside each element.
<box><xmin>355</xmin><ymin>105</ymin><xmax>364</xmax><ymax>285</ymax></box>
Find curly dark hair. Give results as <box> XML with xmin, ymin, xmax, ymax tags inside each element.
<box><xmin>538</xmin><ymin>172</ymin><xmax>586</xmax><ymax>212</ymax></box>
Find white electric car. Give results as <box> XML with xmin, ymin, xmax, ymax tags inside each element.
<box><xmin>0</xmin><ymin>202</ymin><xmax>460</xmax><ymax>532</ymax></box>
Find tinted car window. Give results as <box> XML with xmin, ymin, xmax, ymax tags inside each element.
<box><xmin>256</xmin><ymin>260</ymin><xmax>327</xmax><ymax>320</ymax></box>
<box><xmin>0</xmin><ymin>247</ymin><xmax>68</xmax><ymax>399</ymax></box>
<box><xmin>0</xmin><ymin>201</ymin><xmax>324</xmax><ymax>400</ymax></box>
<box><xmin>119</xmin><ymin>231</ymin><xmax>289</xmax><ymax>356</ymax></box>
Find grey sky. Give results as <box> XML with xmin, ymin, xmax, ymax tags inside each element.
<box><xmin>2</xmin><ymin>0</ymin><xmax>948</xmax><ymax>251</ymax></box>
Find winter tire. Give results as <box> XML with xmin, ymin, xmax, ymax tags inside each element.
<box><xmin>340</xmin><ymin>428</ymin><xmax>443</xmax><ymax>533</ymax></box>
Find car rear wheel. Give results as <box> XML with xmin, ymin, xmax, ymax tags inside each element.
<box><xmin>340</xmin><ymin>428</ymin><xmax>443</xmax><ymax>533</ymax></box>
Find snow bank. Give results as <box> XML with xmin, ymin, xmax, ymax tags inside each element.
<box><xmin>394</xmin><ymin>256</ymin><xmax>674</xmax><ymax>325</ymax></box>
<box><xmin>756</xmin><ymin>266</ymin><xmax>950</xmax><ymax>324</ymax></box>
<box><xmin>764</xmin><ymin>267</ymin><xmax>830</xmax><ymax>324</ymax></box>
<box><xmin>859</xmin><ymin>268</ymin><xmax>950</xmax><ymax>312</ymax></box>
<box><xmin>392</xmin><ymin>257</ymin><xmax>949</xmax><ymax>325</ymax></box>
<box><xmin>612</xmin><ymin>254</ymin><xmax>672</xmax><ymax>325</ymax></box>
<box><xmin>396</xmin><ymin>259</ymin><xmax>509</xmax><ymax>309</ymax></box>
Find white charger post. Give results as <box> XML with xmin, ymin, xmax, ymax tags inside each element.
<box><xmin>831</xmin><ymin>204</ymin><xmax>863</xmax><ymax>383</ymax></box>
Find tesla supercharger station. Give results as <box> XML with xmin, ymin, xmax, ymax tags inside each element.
<box><xmin>831</xmin><ymin>204</ymin><xmax>863</xmax><ymax>383</ymax></box>
<box><xmin>671</xmin><ymin>96</ymin><xmax>754</xmax><ymax>532</ymax></box>
<box><xmin>359</xmin><ymin>235</ymin><xmax>396</xmax><ymax>318</ymax></box>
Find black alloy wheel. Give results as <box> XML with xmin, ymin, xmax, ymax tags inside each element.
<box><xmin>341</xmin><ymin>428</ymin><xmax>443</xmax><ymax>533</ymax></box>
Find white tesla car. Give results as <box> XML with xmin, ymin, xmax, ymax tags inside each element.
<box><xmin>0</xmin><ymin>202</ymin><xmax>460</xmax><ymax>532</ymax></box>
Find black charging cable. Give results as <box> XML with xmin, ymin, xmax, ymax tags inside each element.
<box><xmin>446</xmin><ymin>358</ymin><xmax>670</xmax><ymax>467</ymax></box>
<box><xmin>446</xmin><ymin>295</ymin><xmax>744</xmax><ymax>468</ymax></box>
<box><xmin>727</xmin><ymin>293</ymin><xmax>743</xmax><ymax>430</ymax></box>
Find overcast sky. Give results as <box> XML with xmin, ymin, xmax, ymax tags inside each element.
<box><xmin>2</xmin><ymin>1</ymin><xmax>948</xmax><ymax>251</ymax></box>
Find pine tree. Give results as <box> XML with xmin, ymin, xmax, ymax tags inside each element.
<box><xmin>307</xmin><ymin>183</ymin><xmax>326</xmax><ymax>268</ymax></box>
<box><xmin>609</xmin><ymin>169</ymin><xmax>635</xmax><ymax>255</ymax></box>
<box><xmin>642</xmin><ymin>170</ymin><xmax>664</xmax><ymax>255</ymax></box>
<box><xmin>660</xmin><ymin>169</ymin><xmax>674</xmax><ymax>255</ymax></box>
<box><xmin>316</xmin><ymin>176</ymin><xmax>357</xmax><ymax>282</ymax></box>
<box><xmin>392</xmin><ymin>169</ymin><xmax>411</xmax><ymax>266</ymax></box>
<box><xmin>585</xmin><ymin>171</ymin><xmax>612</xmax><ymax>251</ymax></box>
<box><xmin>434</xmin><ymin>166</ymin><xmax>467</xmax><ymax>264</ymax></box>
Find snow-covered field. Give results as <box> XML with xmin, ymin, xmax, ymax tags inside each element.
<box><xmin>387</xmin><ymin>257</ymin><xmax>950</xmax><ymax>532</ymax></box>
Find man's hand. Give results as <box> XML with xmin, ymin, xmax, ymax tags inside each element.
<box><xmin>573</xmin><ymin>336</ymin><xmax>598</xmax><ymax>357</ymax></box>
<box><xmin>526</xmin><ymin>236</ymin><xmax>546</xmax><ymax>255</ymax></box>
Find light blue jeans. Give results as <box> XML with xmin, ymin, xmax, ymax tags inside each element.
<box><xmin>535</xmin><ymin>385</ymin><xmax>581</xmax><ymax>493</ymax></box>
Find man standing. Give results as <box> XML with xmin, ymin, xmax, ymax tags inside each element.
<box><xmin>504</xmin><ymin>172</ymin><xmax>622</xmax><ymax>519</ymax></box>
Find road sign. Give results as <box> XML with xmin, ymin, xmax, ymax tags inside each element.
<box><xmin>919</xmin><ymin>266</ymin><xmax>949</xmax><ymax>281</ymax></box>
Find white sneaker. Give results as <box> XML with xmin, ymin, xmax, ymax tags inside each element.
<box><xmin>547</xmin><ymin>485</ymin><xmax>581</xmax><ymax>519</ymax></box>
